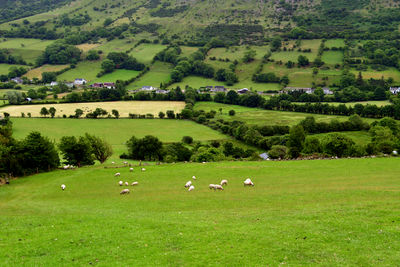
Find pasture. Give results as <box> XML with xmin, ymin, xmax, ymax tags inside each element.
<box><xmin>321</xmin><ymin>51</ymin><xmax>343</xmax><ymax>65</ymax></box>
<box><xmin>129</xmin><ymin>43</ymin><xmax>166</xmax><ymax>64</ymax></box>
<box><xmin>57</xmin><ymin>61</ymin><xmax>102</xmax><ymax>82</ymax></box>
<box><xmin>194</xmin><ymin>102</ymin><xmax>376</xmax><ymax>126</ymax></box>
<box><xmin>10</xmin><ymin>117</ymin><xmax>227</xmax><ymax>158</ymax></box>
<box><xmin>1</xmin><ymin>158</ymin><xmax>400</xmax><ymax>265</ymax></box>
<box><xmin>127</xmin><ymin>62</ymin><xmax>173</xmax><ymax>89</ymax></box>
<box><xmin>325</xmin><ymin>39</ymin><xmax>345</xmax><ymax>48</ymax></box>
<box><xmin>0</xmin><ymin>101</ymin><xmax>186</xmax><ymax>117</ymax></box>
<box><xmin>92</xmin><ymin>69</ymin><xmax>140</xmax><ymax>83</ymax></box>
<box><xmin>0</xmin><ymin>63</ymin><xmax>26</xmax><ymax>75</ymax></box>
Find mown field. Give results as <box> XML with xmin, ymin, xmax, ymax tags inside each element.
<box><xmin>0</xmin><ymin>101</ymin><xmax>185</xmax><ymax>117</ymax></box>
<box><xmin>1</xmin><ymin>158</ymin><xmax>400</xmax><ymax>265</ymax></box>
<box><xmin>24</xmin><ymin>64</ymin><xmax>69</xmax><ymax>80</ymax></box>
<box><xmin>10</xmin><ymin>117</ymin><xmax>227</xmax><ymax>158</ymax></box>
<box><xmin>194</xmin><ymin>102</ymin><xmax>377</xmax><ymax>126</ymax></box>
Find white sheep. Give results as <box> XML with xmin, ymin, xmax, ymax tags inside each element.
<box><xmin>131</xmin><ymin>181</ymin><xmax>139</xmax><ymax>186</ymax></box>
<box><xmin>125</xmin><ymin>182</ymin><xmax>129</xmax><ymax>186</ymax></box>
<box><xmin>244</xmin><ymin>178</ymin><xmax>254</xmax><ymax>186</ymax></box>
<box><xmin>123</xmin><ymin>161</ymin><xmax>128</xmax><ymax>165</ymax></box>
<box><xmin>61</xmin><ymin>184</ymin><xmax>66</xmax><ymax>190</ymax></box>
<box><xmin>220</xmin><ymin>179</ymin><xmax>228</xmax><ymax>186</ymax></box>
<box><xmin>185</xmin><ymin>181</ymin><xmax>192</xmax><ymax>188</ymax></box>
<box><xmin>141</xmin><ymin>168</ymin><xmax>146</xmax><ymax>172</ymax></box>
<box><xmin>120</xmin><ymin>189</ymin><xmax>130</xmax><ymax>194</ymax></box>
<box><xmin>188</xmin><ymin>185</ymin><xmax>195</xmax><ymax>191</ymax></box>
<box><xmin>129</xmin><ymin>168</ymin><xmax>134</xmax><ymax>172</ymax></box>
<box><xmin>215</xmin><ymin>185</ymin><xmax>224</xmax><ymax>190</ymax></box>
<box><xmin>192</xmin><ymin>175</ymin><xmax>196</xmax><ymax>180</ymax></box>
<box><xmin>115</xmin><ymin>172</ymin><xmax>121</xmax><ymax>177</ymax></box>
<box><xmin>119</xmin><ymin>181</ymin><xmax>123</xmax><ymax>186</ymax></box>
<box><xmin>112</xmin><ymin>161</ymin><xmax>115</xmax><ymax>164</ymax></box>
<box><xmin>209</xmin><ymin>184</ymin><xmax>216</xmax><ymax>190</ymax></box>
<box><xmin>63</xmin><ymin>165</ymin><xmax>69</xmax><ymax>170</ymax></box>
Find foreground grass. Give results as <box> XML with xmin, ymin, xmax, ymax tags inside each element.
<box><xmin>194</xmin><ymin>102</ymin><xmax>376</xmax><ymax>126</ymax></box>
<box><xmin>10</xmin><ymin>117</ymin><xmax>227</xmax><ymax>158</ymax></box>
<box><xmin>1</xmin><ymin>158</ymin><xmax>400</xmax><ymax>265</ymax></box>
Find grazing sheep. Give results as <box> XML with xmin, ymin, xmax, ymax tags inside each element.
<box><xmin>129</xmin><ymin>168</ymin><xmax>134</xmax><ymax>172</ymax></box>
<box><xmin>115</xmin><ymin>172</ymin><xmax>121</xmax><ymax>177</ymax></box>
<box><xmin>123</xmin><ymin>161</ymin><xmax>128</xmax><ymax>165</ymax></box>
<box><xmin>120</xmin><ymin>189</ymin><xmax>130</xmax><ymax>195</ymax></box>
<box><xmin>112</xmin><ymin>161</ymin><xmax>115</xmax><ymax>164</ymax></box>
<box><xmin>188</xmin><ymin>185</ymin><xmax>195</xmax><ymax>191</ymax></box>
<box><xmin>244</xmin><ymin>178</ymin><xmax>254</xmax><ymax>186</ymax></box>
<box><xmin>215</xmin><ymin>185</ymin><xmax>224</xmax><ymax>190</ymax></box>
<box><xmin>209</xmin><ymin>184</ymin><xmax>216</xmax><ymax>190</ymax></box>
<box><xmin>185</xmin><ymin>181</ymin><xmax>192</xmax><ymax>188</ymax></box>
<box><xmin>63</xmin><ymin>165</ymin><xmax>69</xmax><ymax>170</ymax></box>
<box><xmin>119</xmin><ymin>181</ymin><xmax>123</xmax><ymax>186</ymax></box>
<box><xmin>125</xmin><ymin>182</ymin><xmax>129</xmax><ymax>186</ymax></box>
<box><xmin>220</xmin><ymin>179</ymin><xmax>228</xmax><ymax>186</ymax></box>
<box><xmin>192</xmin><ymin>176</ymin><xmax>196</xmax><ymax>180</ymax></box>
<box><xmin>141</xmin><ymin>168</ymin><xmax>146</xmax><ymax>172</ymax></box>
<box><xmin>131</xmin><ymin>181</ymin><xmax>139</xmax><ymax>186</ymax></box>
<box><xmin>61</xmin><ymin>184</ymin><xmax>66</xmax><ymax>190</ymax></box>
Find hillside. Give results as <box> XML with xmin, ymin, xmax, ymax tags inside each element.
<box><xmin>2</xmin><ymin>0</ymin><xmax>400</xmax><ymax>43</ymax></box>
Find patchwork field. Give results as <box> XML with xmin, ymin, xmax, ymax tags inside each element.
<box><xmin>92</xmin><ymin>69</ymin><xmax>140</xmax><ymax>83</ymax></box>
<box><xmin>129</xmin><ymin>44</ymin><xmax>166</xmax><ymax>64</ymax></box>
<box><xmin>194</xmin><ymin>102</ymin><xmax>377</xmax><ymax>126</ymax></box>
<box><xmin>127</xmin><ymin>62</ymin><xmax>173</xmax><ymax>89</ymax></box>
<box><xmin>0</xmin><ymin>63</ymin><xmax>26</xmax><ymax>75</ymax></box>
<box><xmin>0</xmin><ymin>101</ymin><xmax>186</xmax><ymax>117</ymax></box>
<box><xmin>1</xmin><ymin>158</ymin><xmax>400</xmax><ymax>265</ymax></box>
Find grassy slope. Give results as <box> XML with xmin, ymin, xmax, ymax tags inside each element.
<box><xmin>0</xmin><ymin>63</ymin><xmax>26</xmax><ymax>75</ymax></box>
<box><xmin>127</xmin><ymin>61</ymin><xmax>173</xmax><ymax>89</ymax></box>
<box><xmin>194</xmin><ymin>102</ymin><xmax>377</xmax><ymax>126</ymax></box>
<box><xmin>92</xmin><ymin>69</ymin><xmax>140</xmax><ymax>83</ymax></box>
<box><xmin>1</xmin><ymin>158</ymin><xmax>400</xmax><ymax>265</ymax></box>
<box><xmin>24</xmin><ymin>64</ymin><xmax>69</xmax><ymax>79</ymax></box>
<box><xmin>57</xmin><ymin>61</ymin><xmax>102</xmax><ymax>82</ymax></box>
<box><xmin>10</xmin><ymin>117</ymin><xmax>227</xmax><ymax>158</ymax></box>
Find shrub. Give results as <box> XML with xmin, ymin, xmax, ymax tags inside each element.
<box><xmin>182</xmin><ymin>136</ymin><xmax>193</xmax><ymax>144</ymax></box>
<box><xmin>229</xmin><ymin>110</ymin><xmax>235</xmax><ymax>116</ymax></box>
<box><xmin>268</xmin><ymin>145</ymin><xmax>288</xmax><ymax>159</ymax></box>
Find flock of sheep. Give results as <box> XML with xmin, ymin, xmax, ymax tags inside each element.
<box><xmin>60</xmin><ymin>163</ymin><xmax>255</xmax><ymax>194</ymax></box>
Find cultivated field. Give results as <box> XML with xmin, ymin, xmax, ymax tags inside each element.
<box><xmin>194</xmin><ymin>102</ymin><xmax>377</xmax><ymax>126</ymax></box>
<box><xmin>1</xmin><ymin>158</ymin><xmax>400</xmax><ymax>265</ymax></box>
<box><xmin>24</xmin><ymin>64</ymin><xmax>69</xmax><ymax>79</ymax></box>
<box><xmin>0</xmin><ymin>101</ymin><xmax>186</xmax><ymax>117</ymax></box>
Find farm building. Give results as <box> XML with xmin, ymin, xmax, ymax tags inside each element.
<box><xmin>74</xmin><ymin>78</ymin><xmax>87</xmax><ymax>85</ymax></box>
<box><xmin>141</xmin><ymin>86</ymin><xmax>155</xmax><ymax>91</ymax></box>
<box><xmin>390</xmin><ymin>87</ymin><xmax>400</xmax><ymax>94</ymax></box>
<box><xmin>11</xmin><ymin>77</ymin><xmax>23</xmax><ymax>84</ymax></box>
<box><xmin>238</xmin><ymin>88</ymin><xmax>249</xmax><ymax>94</ymax></box>
<box><xmin>210</xmin><ymin>86</ymin><xmax>226</xmax><ymax>92</ymax></box>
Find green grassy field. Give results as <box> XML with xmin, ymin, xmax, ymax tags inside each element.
<box><xmin>57</xmin><ymin>61</ymin><xmax>102</xmax><ymax>82</ymax></box>
<box><xmin>313</xmin><ymin>131</ymin><xmax>372</xmax><ymax>145</ymax></box>
<box><xmin>10</xmin><ymin>118</ymin><xmax>227</xmax><ymax>158</ymax></box>
<box><xmin>322</xmin><ymin>51</ymin><xmax>343</xmax><ymax>65</ymax></box>
<box><xmin>96</xmin><ymin>38</ymin><xmax>136</xmax><ymax>54</ymax></box>
<box><xmin>325</xmin><ymin>39</ymin><xmax>345</xmax><ymax>48</ymax></box>
<box><xmin>0</xmin><ymin>38</ymin><xmax>55</xmax><ymax>64</ymax></box>
<box><xmin>129</xmin><ymin>44</ymin><xmax>166</xmax><ymax>64</ymax></box>
<box><xmin>24</xmin><ymin>64</ymin><xmax>69</xmax><ymax>79</ymax></box>
<box><xmin>194</xmin><ymin>102</ymin><xmax>377</xmax><ymax>126</ymax></box>
<box><xmin>270</xmin><ymin>51</ymin><xmax>317</xmax><ymax>63</ymax></box>
<box><xmin>351</xmin><ymin>67</ymin><xmax>400</xmax><ymax>81</ymax></box>
<box><xmin>127</xmin><ymin>62</ymin><xmax>173</xmax><ymax>89</ymax></box>
<box><xmin>0</xmin><ymin>63</ymin><xmax>26</xmax><ymax>75</ymax></box>
<box><xmin>93</xmin><ymin>69</ymin><xmax>140</xmax><ymax>83</ymax></box>
<box><xmin>1</xmin><ymin>158</ymin><xmax>400</xmax><ymax>265</ymax></box>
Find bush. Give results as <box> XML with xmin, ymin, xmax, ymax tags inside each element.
<box><xmin>229</xmin><ymin>110</ymin><xmax>235</xmax><ymax>116</ymax></box>
<box><xmin>268</xmin><ymin>145</ymin><xmax>288</xmax><ymax>159</ymax></box>
<box><xmin>182</xmin><ymin>136</ymin><xmax>193</xmax><ymax>144</ymax></box>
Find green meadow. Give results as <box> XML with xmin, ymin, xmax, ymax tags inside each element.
<box><xmin>1</xmin><ymin>158</ymin><xmax>400</xmax><ymax>265</ymax></box>
<box><xmin>93</xmin><ymin>69</ymin><xmax>140</xmax><ymax>83</ymax></box>
<box><xmin>0</xmin><ymin>63</ymin><xmax>26</xmax><ymax>75</ymax></box>
<box><xmin>193</xmin><ymin>102</ymin><xmax>377</xmax><ymax>126</ymax></box>
<box><xmin>127</xmin><ymin>62</ymin><xmax>173</xmax><ymax>89</ymax></box>
<box><xmin>57</xmin><ymin>61</ymin><xmax>102</xmax><ymax>82</ymax></box>
<box><xmin>10</xmin><ymin>118</ymin><xmax>227</xmax><ymax>157</ymax></box>
<box><xmin>129</xmin><ymin>44</ymin><xmax>166</xmax><ymax>64</ymax></box>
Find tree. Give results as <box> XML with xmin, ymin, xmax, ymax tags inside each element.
<box><xmin>182</xmin><ymin>136</ymin><xmax>193</xmax><ymax>144</ymax></box>
<box><xmin>126</xmin><ymin>135</ymin><xmax>163</xmax><ymax>161</ymax></box>
<box><xmin>85</xmin><ymin>133</ymin><xmax>113</xmax><ymax>164</ymax></box>
<box><xmin>39</xmin><ymin>41</ymin><xmax>81</xmax><ymax>65</ymax></box>
<box><xmin>298</xmin><ymin>55</ymin><xmax>309</xmax><ymax>67</ymax></box>
<box><xmin>103</xmin><ymin>18</ymin><xmax>113</xmax><ymax>27</ymax></box>
<box><xmin>302</xmin><ymin>137</ymin><xmax>322</xmax><ymax>154</ymax></box>
<box><xmin>6</xmin><ymin>91</ymin><xmax>23</xmax><ymax>104</ymax></box>
<box><xmin>75</xmin><ymin>109</ymin><xmax>83</xmax><ymax>118</ymax></box>
<box><xmin>21</xmin><ymin>132</ymin><xmax>60</xmax><ymax>173</ymax></box>
<box><xmin>86</xmin><ymin>50</ymin><xmax>100</xmax><ymax>60</ymax></box>
<box><xmin>112</xmin><ymin>109</ymin><xmax>119</xmax><ymax>119</ymax></box>
<box><xmin>271</xmin><ymin>36</ymin><xmax>282</xmax><ymax>52</ymax></box>
<box><xmin>101</xmin><ymin>59</ymin><xmax>115</xmax><ymax>73</ymax></box>
<box><xmin>40</xmin><ymin>107</ymin><xmax>49</xmax><ymax>117</ymax></box>
<box><xmin>42</xmin><ymin>72</ymin><xmax>57</xmax><ymax>83</ymax></box>
<box><xmin>287</xmin><ymin>125</ymin><xmax>305</xmax><ymax>158</ymax></box>
<box><xmin>166</xmin><ymin>110</ymin><xmax>175</xmax><ymax>119</ymax></box>
<box><xmin>243</xmin><ymin>49</ymin><xmax>257</xmax><ymax>63</ymax></box>
<box><xmin>268</xmin><ymin>145</ymin><xmax>287</xmax><ymax>159</ymax></box>
<box><xmin>48</xmin><ymin>107</ymin><xmax>56</xmax><ymax>118</ymax></box>
<box><xmin>229</xmin><ymin>110</ymin><xmax>235</xmax><ymax>116</ymax></box>
<box><xmin>58</xmin><ymin>136</ymin><xmax>94</xmax><ymax>167</ymax></box>
<box><xmin>323</xmin><ymin>133</ymin><xmax>355</xmax><ymax>157</ymax></box>
<box><xmin>158</xmin><ymin>111</ymin><xmax>165</xmax><ymax>119</ymax></box>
